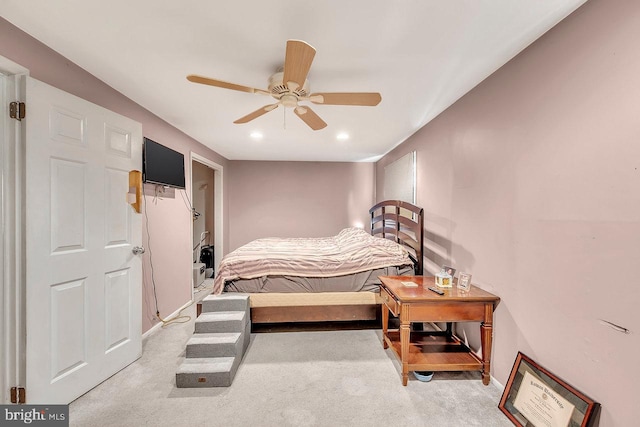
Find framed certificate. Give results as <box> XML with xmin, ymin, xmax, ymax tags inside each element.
<box><xmin>499</xmin><ymin>352</ymin><xmax>600</xmax><ymax>427</ymax></box>
<box><xmin>457</xmin><ymin>272</ymin><xmax>472</xmax><ymax>291</ymax></box>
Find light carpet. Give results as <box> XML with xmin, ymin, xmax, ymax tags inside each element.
<box><xmin>70</xmin><ymin>306</ymin><xmax>512</xmax><ymax>427</ymax></box>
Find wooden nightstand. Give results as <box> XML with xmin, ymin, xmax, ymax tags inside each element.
<box><xmin>379</xmin><ymin>276</ymin><xmax>500</xmax><ymax>386</ymax></box>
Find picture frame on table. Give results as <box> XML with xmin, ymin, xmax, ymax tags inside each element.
<box><xmin>499</xmin><ymin>352</ymin><xmax>600</xmax><ymax>427</ymax></box>
<box><xmin>442</xmin><ymin>265</ymin><xmax>456</xmax><ymax>278</ymax></box>
<box><xmin>457</xmin><ymin>272</ymin><xmax>472</xmax><ymax>290</ymax></box>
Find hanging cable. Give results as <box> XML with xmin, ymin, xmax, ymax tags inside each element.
<box><xmin>142</xmin><ymin>184</ymin><xmax>191</xmax><ymax>326</ymax></box>
<box><xmin>142</xmin><ymin>184</ymin><xmax>160</xmax><ymax>318</ymax></box>
<box><xmin>180</xmin><ymin>188</ymin><xmax>201</xmax><ymax>222</ymax></box>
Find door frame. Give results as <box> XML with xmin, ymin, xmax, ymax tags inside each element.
<box><xmin>0</xmin><ymin>55</ymin><xmax>28</xmax><ymax>404</ymax></box>
<box><xmin>190</xmin><ymin>152</ymin><xmax>223</xmax><ymax>299</ymax></box>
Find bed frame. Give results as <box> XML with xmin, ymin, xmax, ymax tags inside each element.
<box><xmin>248</xmin><ymin>200</ymin><xmax>424</xmax><ymax>324</ymax></box>
<box><xmin>369</xmin><ymin>199</ymin><xmax>424</xmax><ymax>276</ymax></box>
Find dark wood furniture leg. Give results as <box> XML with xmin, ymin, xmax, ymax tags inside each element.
<box><xmin>446</xmin><ymin>322</ymin><xmax>453</xmax><ymax>335</ymax></box>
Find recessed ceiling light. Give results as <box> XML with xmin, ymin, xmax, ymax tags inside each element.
<box><xmin>336</xmin><ymin>132</ymin><xmax>349</xmax><ymax>141</ymax></box>
<box><xmin>250</xmin><ymin>131</ymin><xmax>263</xmax><ymax>140</ymax></box>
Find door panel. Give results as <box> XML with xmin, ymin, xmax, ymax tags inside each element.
<box><xmin>50</xmin><ymin>158</ymin><xmax>86</xmax><ymax>253</ymax></box>
<box><xmin>50</xmin><ymin>279</ymin><xmax>87</xmax><ymax>381</ymax></box>
<box><xmin>104</xmin><ymin>268</ymin><xmax>131</xmax><ymax>352</ymax></box>
<box><xmin>25</xmin><ymin>76</ymin><xmax>142</xmax><ymax>404</ymax></box>
<box><xmin>49</xmin><ymin>106</ymin><xmax>86</xmax><ymax>146</ymax></box>
<box><xmin>105</xmin><ymin>168</ymin><xmax>131</xmax><ymax>246</ymax></box>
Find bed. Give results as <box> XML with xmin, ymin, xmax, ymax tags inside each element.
<box><xmin>213</xmin><ymin>200</ymin><xmax>423</xmax><ymax>324</ymax></box>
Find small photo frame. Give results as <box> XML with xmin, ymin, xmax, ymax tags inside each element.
<box><xmin>499</xmin><ymin>352</ymin><xmax>600</xmax><ymax>427</ymax></box>
<box><xmin>457</xmin><ymin>272</ymin><xmax>472</xmax><ymax>290</ymax></box>
<box><xmin>442</xmin><ymin>265</ymin><xmax>456</xmax><ymax>278</ymax></box>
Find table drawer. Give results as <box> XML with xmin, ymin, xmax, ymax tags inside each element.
<box><xmin>380</xmin><ymin>286</ymin><xmax>400</xmax><ymax>316</ymax></box>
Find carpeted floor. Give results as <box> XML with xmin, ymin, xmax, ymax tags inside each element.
<box><xmin>69</xmin><ymin>305</ymin><xmax>512</xmax><ymax>426</ymax></box>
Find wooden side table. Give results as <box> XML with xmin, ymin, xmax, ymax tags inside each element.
<box><xmin>379</xmin><ymin>276</ymin><xmax>500</xmax><ymax>386</ymax></box>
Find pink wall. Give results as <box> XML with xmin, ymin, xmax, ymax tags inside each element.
<box><xmin>376</xmin><ymin>0</ymin><xmax>638</xmax><ymax>425</ymax></box>
<box><xmin>228</xmin><ymin>161</ymin><xmax>374</xmax><ymax>251</ymax></box>
<box><xmin>0</xmin><ymin>18</ymin><xmax>230</xmax><ymax>333</ymax></box>
<box><xmin>5</xmin><ymin>2</ymin><xmax>637</xmax><ymax>421</ymax></box>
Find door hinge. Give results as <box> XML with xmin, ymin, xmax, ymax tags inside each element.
<box><xmin>10</xmin><ymin>386</ymin><xmax>26</xmax><ymax>404</ymax></box>
<box><xmin>9</xmin><ymin>101</ymin><xmax>26</xmax><ymax>121</ymax></box>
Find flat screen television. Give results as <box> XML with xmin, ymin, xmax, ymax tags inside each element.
<box><xmin>142</xmin><ymin>137</ymin><xmax>186</xmax><ymax>189</ymax></box>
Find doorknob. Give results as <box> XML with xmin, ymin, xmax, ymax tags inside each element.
<box><xmin>132</xmin><ymin>246</ymin><xmax>145</xmax><ymax>255</ymax></box>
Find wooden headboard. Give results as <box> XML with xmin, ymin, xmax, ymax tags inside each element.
<box><xmin>369</xmin><ymin>200</ymin><xmax>424</xmax><ymax>275</ymax></box>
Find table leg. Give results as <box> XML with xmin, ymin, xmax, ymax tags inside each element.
<box><xmin>445</xmin><ymin>322</ymin><xmax>453</xmax><ymax>335</ymax></box>
<box><xmin>400</xmin><ymin>322</ymin><xmax>410</xmax><ymax>386</ymax></box>
<box><xmin>480</xmin><ymin>304</ymin><xmax>494</xmax><ymax>386</ymax></box>
<box><xmin>382</xmin><ymin>304</ymin><xmax>389</xmax><ymax>349</ymax></box>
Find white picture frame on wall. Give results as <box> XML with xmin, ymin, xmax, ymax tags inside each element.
<box><xmin>383</xmin><ymin>151</ymin><xmax>416</xmax><ymax>204</ymax></box>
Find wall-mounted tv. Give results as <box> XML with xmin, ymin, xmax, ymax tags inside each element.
<box><xmin>142</xmin><ymin>137</ymin><xmax>186</xmax><ymax>189</ymax></box>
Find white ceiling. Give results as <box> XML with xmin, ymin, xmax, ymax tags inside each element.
<box><xmin>2</xmin><ymin>0</ymin><xmax>586</xmax><ymax>162</ymax></box>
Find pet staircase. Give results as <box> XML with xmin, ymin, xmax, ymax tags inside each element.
<box><xmin>176</xmin><ymin>294</ymin><xmax>250</xmax><ymax>387</ymax></box>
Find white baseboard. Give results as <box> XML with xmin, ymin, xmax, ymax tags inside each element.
<box><xmin>491</xmin><ymin>375</ymin><xmax>504</xmax><ymax>390</ymax></box>
<box><xmin>142</xmin><ymin>299</ymin><xmax>194</xmax><ymax>341</ymax></box>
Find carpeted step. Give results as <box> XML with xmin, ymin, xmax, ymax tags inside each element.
<box><xmin>186</xmin><ymin>332</ymin><xmax>242</xmax><ymax>358</ymax></box>
<box><xmin>194</xmin><ymin>311</ymin><xmax>247</xmax><ymax>333</ymax></box>
<box><xmin>201</xmin><ymin>294</ymin><xmax>249</xmax><ymax>314</ymax></box>
<box><xmin>176</xmin><ymin>357</ymin><xmax>240</xmax><ymax>388</ymax></box>
<box><xmin>177</xmin><ymin>295</ymin><xmax>251</xmax><ymax>388</ymax></box>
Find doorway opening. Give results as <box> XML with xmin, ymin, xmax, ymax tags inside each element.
<box><xmin>190</xmin><ymin>153</ymin><xmax>223</xmax><ymax>302</ymax></box>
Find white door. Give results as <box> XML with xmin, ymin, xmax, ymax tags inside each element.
<box><xmin>25</xmin><ymin>77</ymin><xmax>143</xmax><ymax>403</ymax></box>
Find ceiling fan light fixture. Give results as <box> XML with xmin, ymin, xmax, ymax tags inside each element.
<box><xmin>187</xmin><ymin>39</ymin><xmax>381</xmax><ymax>131</ymax></box>
<box><xmin>250</xmin><ymin>131</ymin><xmax>263</xmax><ymax>140</ymax></box>
<box><xmin>280</xmin><ymin>94</ymin><xmax>299</xmax><ymax>108</ymax></box>
<box><xmin>336</xmin><ymin>132</ymin><xmax>349</xmax><ymax>141</ymax></box>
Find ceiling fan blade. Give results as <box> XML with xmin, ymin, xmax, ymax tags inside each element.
<box><xmin>309</xmin><ymin>92</ymin><xmax>382</xmax><ymax>106</ymax></box>
<box><xmin>234</xmin><ymin>103</ymin><xmax>280</xmax><ymax>124</ymax></box>
<box><xmin>187</xmin><ymin>75</ymin><xmax>270</xmax><ymax>95</ymax></box>
<box><xmin>294</xmin><ymin>106</ymin><xmax>327</xmax><ymax>131</ymax></box>
<box><xmin>282</xmin><ymin>40</ymin><xmax>316</xmax><ymax>92</ymax></box>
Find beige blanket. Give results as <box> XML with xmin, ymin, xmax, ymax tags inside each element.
<box><xmin>213</xmin><ymin>228</ymin><xmax>412</xmax><ymax>294</ymax></box>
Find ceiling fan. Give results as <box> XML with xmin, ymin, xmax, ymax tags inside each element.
<box><xmin>187</xmin><ymin>40</ymin><xmax>382</xmax><ymax>131</ymax></box>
